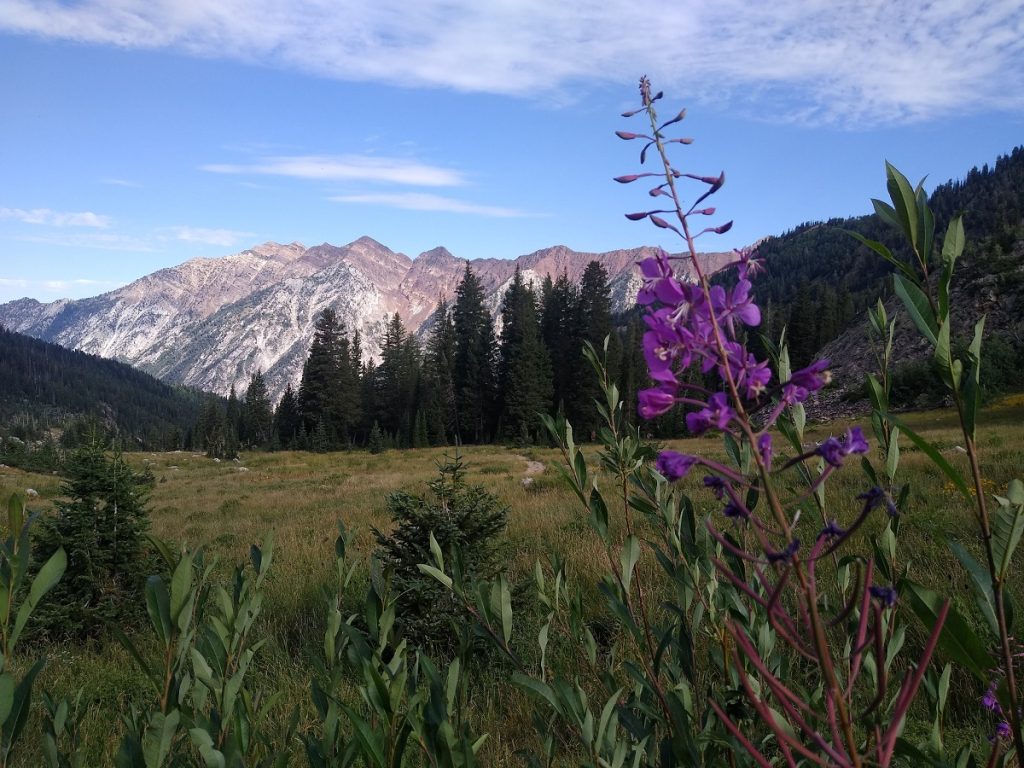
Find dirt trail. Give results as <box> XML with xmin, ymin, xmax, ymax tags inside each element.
<box><xmin>515</xmin><ymin>455</ymin><xmax>546</xmax><ymax>477</ymax></box>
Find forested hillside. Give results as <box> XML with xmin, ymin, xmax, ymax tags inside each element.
<box><xmin>742</xmin><ymin>146</ymin><xmax>1024</xmax><ymax>368</ymax></box>
<box><xmin>0</xmin><ymin>326</ymin><xmax>211</xmax><ymax>452</ymax></box>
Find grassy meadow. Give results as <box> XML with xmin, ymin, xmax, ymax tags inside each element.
<box><xmin>2</xmin><ymin>396</ymin><xmax>1023</xmax><ymax>765</ymax></box>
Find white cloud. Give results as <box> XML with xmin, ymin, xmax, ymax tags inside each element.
<box><xmin>100</xmin><ymin>177</ymin><xmax>142</xmax><ymax>188</ymax></box>
<box><xmin>17</xmin><ymin>232</ymin><xmax>156</xmax><ymax>251</ymax></box>
<box><xmin>0</xmin><ymin>277</ymin><xmax>123</xmax><ymax>294</ymax></box>
<box><xmin>0</xmin><ymin>207</ymin><xmax>112</xmax><ymax>228</ymax></box>
<box><xmin>1</xmin><ymin>0</ymin><xmax>1021</xmax><ymax>124</ymax></box>
<box><xmin>202</xmin><ymin>155</ymin><xmax>466</xmax><ymax>186</ymax></box>
<box><xmin>331</xmin><ymin>192</ymin><xmax>536</xmax><ymax>218</ymax></box>
<box><xmin>174</xmin><ymin>227</ymin><xmax>254</xmax><ymax>247</ymax></box>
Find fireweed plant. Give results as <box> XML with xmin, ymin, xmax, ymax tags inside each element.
<box><xmin>618</xmin><ymin>78</ymin><xmax>956</xmax><ymax>766</ymax></box>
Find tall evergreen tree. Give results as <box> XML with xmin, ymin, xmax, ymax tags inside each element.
<box><xmin>576</xmin><ymin>261</ymin><xmax>617</xmax><ymax>438</ymax></box>
<box><xmin>539</xmin><ymin>270</ymin><xmax>582</xmax><ymax>421</ymax></box>
<box><xmin>453</xmin><ymin>264</ymin><xmax>498</xmax><ymax>443</ymax></box>
<box><xmin>241</xmin><ymin>369</ymin><xmax>273</xmax><ymax>449</ymax></box>
<box><xmin>273</xmin><ymin>383</ymin><xmax>301</xmax><ymax>449</ymax></box>
<box><xmin>298</xmin><ymin>308</ymin><xmax>360</xmax><ymax>448</ymax></box>
<box><xmin>497</xmin><ymin>266</ymin><xmax>552</xmax><ymax>442</ymax></box>
<box><xmin>421</xmin><ymin>300</ymin><xmax>457</xmax><ymax>445</ymax></box>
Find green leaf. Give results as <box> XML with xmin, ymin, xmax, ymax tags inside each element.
<box><xmin>938</xmin><ymin>216</ymin><xmax>964</xmax><ymax>320</ymax></box>
<box><xmin>949</xmin><ymin>540</ymin><xmax>998</xmax><ymax>636</ymax></box>
<box><xmin>511</xmin><ymin>673</ymin><xmax>563</xmax><ymax>715</ymax></box>
<box><xmin>11</xmin><ymin>547</ymin><xmax>65</xmax><ymax>651</ymax></box>
<box><xmin>620</xmin><ymin>536</ymin><xmax>641</xmax><ymax>594</ymax></box>
<box><xmin>416</xmin><ymin>564</ymin><xmax>453</xmax><ymax>591</ymax></box>
<box><xmin>499</xmin><ymin>574</ymin><xmax>513</xmax><ymax>646</ymax></box>
<box><xmin>881</xmin><ymin>414</ymin><xmax>971</xmax><ymax>501</ymax></box>
<box><xmin>962</xmin><ymin>317</ymin><xmax>985</xmax><ymax>442</ymax></box>
<box><xmin>886</xmin><ymin>161</ymin><xmax>920</xmax><ymax>250</ymax></box>
<box><xmin>886</xmin><ymin>427</ymin><xmax>900</xmax><ymax>482</ymax></box>
<box><xmin>893</xmin><ymin>273</ymin><xmax>937</xmax><ymax>346</ymax></box>
<box><xmin>169</xmin><ymin>551</ymin><xmax>194</xmax><ymax>626</ymax></box>
<box><xmin>846</xmin><ymin>229</ymin><xmax>919</xmax><ymax>283</ymax></box>
<box><xmin>144</xmin><ymin>576</ymin><xmax>172</xmax><ymax>645</ymax></box>
<box><xmin>933</xmin><ymin>320</ymin><xmax>952</xmax><ymax>378</ymax></box>
<box><xmin>992</xmin><ymin>480</ymin><xmax>1024</xmax><ymax>582</ymax></box>
<box><xmin>342</xmin><ymin>705</ymin><xmax>386</xmax><ymax>768</ymax></box>
<box><xmin>2</xmin><ymin>658</ymin><xmax>45</xmax><ymax>755</ymax></box>
<box><xmin>904</xmin><ymin>581</ymin><xmax>994</xmax><ymax>679</ymax></box>
<box><xmin>6</xmin><ymin>495</ymin><xmax>24</xmax><ymax>540</ymax></box>
<box><xmin>588</xmin><ymin>488</ymin><xmax>609</xmax><ymax>540</ymax></box>
<box><xmin>871</xmin><ymin>198</ymin><xmax>900</xmax><ymax>230</ymax></box>
<box><xmin>428</xmin><ymin>531</ymin><xmax>444</xmax><ymax>571</ymax></box>
<box><xmin>0</xmin><ymin>674</ymin><xmax>13</xmax><ymax>728</ymax></box>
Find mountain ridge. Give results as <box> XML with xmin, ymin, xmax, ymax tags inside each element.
<box><xmin>0</xmin><ymin>240</ymin><xmax>733</xmax><ymax>400</ymax></box>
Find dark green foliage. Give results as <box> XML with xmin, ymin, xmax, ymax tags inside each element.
<box><xmin>240</xmin><ymin>370</ymin><xmax>273</xmax><ymax>449</ymax></box>
<box><xmin>497</xmin><ymin>266</ymin><xmax>552</xmax><ymax>443</ymax></box>
<box><xmin>367</xmin><ymin>420</ymin><xmax>385</xmax><ymax>454</ymax></box>
<box><xmin>0</xmin><ymin>327</ymin><xmax>207</xmax><ymax>453</ymax></box>
<box><xmin>373</xmin><ymin>455</ymin><xmax>507</xmax><ymax>653</ymax></box>
<box><xmin>453</xmin><ymin>265</ymin><xmax>498</xmax><ymax>444</ymax></box>
<box><xmin>298</xmin><ymin>308</ymin><xmax>361</xmax><ymax>448</ymax></box>
<box><xmin>195</xmin><ymin>395</ymin><xmax>232</xmax><ymax>458</ymax></box>
<box><xmin>272</xmin><ymin>383</ymin><xmax>301</xmax><ymax>449</ymax></box>
<box><xmin>373</xmin><ymin>313</ymin><xmax>421</xmax><ymax>447</ymax></box>
<box><xmin>420</xmin><ymin>300</ymin><xmax>458</xmax><ymax>445</ymax></box>
<box><xmin>31</xmin><ymin>442</ymin><xmax>155</xmax><ymax>638</ymax></box>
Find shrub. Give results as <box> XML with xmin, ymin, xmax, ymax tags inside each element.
<box><xmin>373</xmin><ymin>454</ymin><xmax>507</xmax><ymax>653</ymax></box>
<box><xmin>31</xmin><ymin>441</ymin><xmax>156</xmax><ymax>638</ymax></box>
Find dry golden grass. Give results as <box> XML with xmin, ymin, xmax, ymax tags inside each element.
<box><xmin>0</xmin><ymin>397</ymin><xmax>1022</xmax><ymax>764</ymax></box>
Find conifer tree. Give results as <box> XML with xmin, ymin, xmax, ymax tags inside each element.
<box><xmin>576</xmin><ymin>261</ymin><xmax>617</xmax><ymax>438</ymax></box>
<box><xmin>539</xmin><ymin>270</ymin><xmax>582</xmax><ymax>420</ymax></box>
<box><xmin>241</xmin><ymin>369</ymin><xmax>273</xmax><ymax>449</ymax></box>
<box><xmin>453</xmin><ymin>264</ymin><xmax>498</xmax><ymax>443</ymax></box>
<box><xmin>421</xmin><ymin>300</ymin><xmax>457</xmax><ymax>445</ymax></box>
<box><xmin>498</xmin><ymin>266</ymin><xmax>552</xmax><ymax>442</ymax></box>
<box><xmin>273</xmin><ymin>383</ymin><xmax>301</xmax><ymax>449</ymax></box>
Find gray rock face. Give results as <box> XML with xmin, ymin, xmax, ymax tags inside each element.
<box><xmin>0</xmin><ymin>238</ymin><xmax>734</xmax><ymax>400</ymax></box>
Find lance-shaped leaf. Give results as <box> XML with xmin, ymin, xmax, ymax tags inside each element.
<box><xmin>11</xmin><ymin>547</ymin><xmax>65</xmax><ymax>652</ymax></box>
<box><xmin>893</xmin><ymin>274</ymin><xmax>937</xmax><ymax>346</ymax></box>
<box><xmin>962</xmin><ymin>317</ymin><xmax>985</xmax><ymax>441</ymax></box>
<box><xmin>904</xmin><ymin>580</ymin><xmax>994</xmax><ymax>679</ymax></box>
<box><xmin>992</xmin><ymin>479</ymin><xmax>1024</xmax><ymax>583</ymax></box>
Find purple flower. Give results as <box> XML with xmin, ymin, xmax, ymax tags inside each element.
<box><xmin>857</xmin><ymin>485</ymin><xmax>898</xmax><ymax>517</ymax></box>
<box><xmin>717</xmin><ymin>342</ymin><xmax>771</xmax><ymax>400</ymax></box>
<box><xmin>733</xmin><ymin>245</ymin><xmax>765</xmax><ymax>280</ymax></box>
<box><xmin>983</xmin><ymin>682</ymin><xmax>1002</xmax><ymax>714</ymax></box>
<box><xmin>638</xmin><ymin>386</ymin><xmax>676</xmax><ymax>420</ymax></box>
<box><xmin>703</xmin><ymin>475</ymin><xmax>727</xmax><ymax>499</ymax></box>
<box><xmin>817</xmin><ymin>426</ymin><xmax>870</xmax><ymax>468</ymax></box>
<box><xmin>996</xmin><ymin>721</ymin><xmax>1011</xmax><ymax>740</ymax></box>
<box><xmin>686</xmin><ymin>392</ymin><xmax>733</xmax><ymax>435</ymax></box>
<box><xmin>711</xmin><ymin>279</ymin><xmax>761</xmax><ymax>335</ymax></box>
<box><xmin>818</xmin><ymin>520</ymin><xmax>845</xmax><ymax>539</ymax></box>
<box><xmin>757</xmin><ymin>433</ymin><xmax>773</xmax><ymax>470</ymax></box>
<box><xmin>782</xmin><ymin>383</ymin><xmax>810</xmax><ymax>406</ymax></box>
<box><xmin>637</xmin><ymin>249</ymin><xmax>686</xmax><ymax>306</ymax></box>
<box><xmin>656</xmin><ymin>450</ymin><xmax>698</xmax><ymax>481</ymax></box>
<box><xmin>723</xmin><ymin>499</ymin><xmax>749</xmax><ymax>519</ymax></box>
<box><xmin>789</xmin><ymin>359</ymin><xmax>832</xmax><ymax>392</ymax></box>
<box><xmin>869</xmin><ymin>585</ymin><xmax>897</xmax><ymax>608</ymax></box>
<box><xmin>844</xmin><ymin>426</ymin><xmax>869</xmax><ymax>455</ymax></box>
<box><xmin>766</xmin><ymin>538</ymin><xmax>800</xmax><ymax>564</ymax></box>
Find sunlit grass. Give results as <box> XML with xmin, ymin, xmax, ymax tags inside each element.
<box><xmin>1</xmin><ymin>397</ymin><xmax>1021</xmax><ymax>764</ymax></box>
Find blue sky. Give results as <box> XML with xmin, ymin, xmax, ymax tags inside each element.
<box><xmin>1</xmin><ymin>0</ymin><xmax>1022</xmax><ymax>303</ymax></box>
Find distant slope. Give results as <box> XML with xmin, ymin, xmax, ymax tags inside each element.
<box><xmin>741</xmin><ymin>146</ymin><xmax>1024</xmax><ymax>374</ymax></box>
<box><xmin>0</xmin><ymin>327</ymin><xmax>212</xmax><ymax>449</ymax></box>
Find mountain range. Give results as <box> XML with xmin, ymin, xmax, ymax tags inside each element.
<box><xmin>0</xmin><ymin>239</ymin><xmax>732</xmax><ymax>400</ymax></box>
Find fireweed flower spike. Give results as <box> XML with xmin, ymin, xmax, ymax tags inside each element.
<box><xmin>619</xmin><ymin>77</ymin><xmax>948</xmax><ymax>766</ymax></box>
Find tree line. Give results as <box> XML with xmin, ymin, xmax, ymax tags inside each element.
<box><xmin>191</xmin><ymin>259</ymin><xmax>688</xmax><ymax>454</ymax></box>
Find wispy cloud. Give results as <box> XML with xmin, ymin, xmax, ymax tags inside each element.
<box><xmin>331</xmin><ymin>192</ymin><xmax>537</xmax><ymax>217</ymax></box>
<box><xmin>17</xmin><ymin>232</ymin><xmax>156</xmax><ymax>251</ymax></box>
<box><xmin>1</xmin><ymin>0</ymin><xmax>1021</xmax><ymax>124</ymax></box>
<box><xmin>100</xmin><ymin>177</ymin><xmax>142</xmax><ymax>188</ymax></box>
<box><xmin>174</xmin><ymin>227</ymin><xmax>254</xmax><ymax>247</ymax></box>
<box><xmin>0</xmin><ymin>277</ymin><xmax>123</xmax><ymax>294</ymax></box>
<box><xmin>202</xmin><ymin>155</ymin><xmax>466</xmax><ymax>186</ymax></box>
<box><xmin>0</xmin><ymin>207</ymin><xmax>111</xmax><ymax>228</ymax></box>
